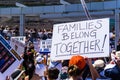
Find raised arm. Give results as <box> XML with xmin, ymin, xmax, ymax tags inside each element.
<box><xmin>87</xmin><ymin>58</ymin><xmax>100</xmax><ymax>80</ymax></box>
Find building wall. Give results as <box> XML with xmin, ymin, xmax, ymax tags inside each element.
<box><xmin>0</xmin><ymin>0</ymin><xmax>60</xmax><ymax>7</ymax></box>
<box><xmin>0</xmin><ymin>0</ymin><xmax>116</xmax><ymax>7</ymax></box>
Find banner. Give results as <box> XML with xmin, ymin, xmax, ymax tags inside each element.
<box><xmin>0</xmin><ymin>35</ymin><xmax>23</xmax><ymax>80</ymax></box>
<box><xmin>10</xmin><ymin>36</ymin><xmax>26</xmax><ymax>55</ymax></box>
<box><xmin>51</xmin><ymin>18</ymin><xmax>110</xmax><ymax>60</ymax></box>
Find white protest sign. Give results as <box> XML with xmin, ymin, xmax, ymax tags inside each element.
<box><xmin>10</xmin><ymin>36</ymin><xmax>26</xmax><ymax>55</ymax></box>
<box><xmin>33</xmin><ymin>40</ymin><xmax>41</xmax><ymax>53</ymax></box>
<box><xmin>11</xmin><ymin>36</ymin><xmax>26</xmax><ymax>44</ymax></box>
<box><xmin>51</xmin><ymin>18</ymin><xmax>110</xmax><ymax>60</ymax></box>
<box><xmin>0</xmin><ymin>35</ymin><xmax>23</xmax><ymax>80</ymax></box>
<box><xmin>40</xmin><ymin>39</ymin><xmax>52</xmax><ymax>53</ymax></box>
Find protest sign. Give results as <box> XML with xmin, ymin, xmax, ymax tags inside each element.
<box><xmin>51</xmin><ymin>18</ymin><xmax>110</xmax><ymax>60</ymax></box>
<box><xmin>11</xmin><ymin>36</ymin><xmax>26</xmax><ymax>44</ymax></box>
<box><xmin>33</xmin><ymin>40</ymin><xmax>41</xmax><ymax>53</ymax></box>
<box><xmin>0</xmin><ymin>35</ymin><xmax>23</xmax><ymax>80</ymax></box>
<box><xmin>39</xmin><ymin>39</ymin><xmax>52</xmax><ymax>54</ymax></box>
<box><xmin>10</xmin><ymin>36</ymin><xmax>26</xmax><ymax>55</ymax></box>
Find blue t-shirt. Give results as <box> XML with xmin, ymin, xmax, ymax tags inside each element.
<box><xmin>104</xmin><ymin>65</ymin><xmax>120</xmax><ymax>80</ymax></box>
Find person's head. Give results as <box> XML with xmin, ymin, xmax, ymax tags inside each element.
<box><xmin>68</xmin><ymin>55</ymin><xmax>87</xmax><ymax>79</ymax></box>
<box><xmin>115</xmin><ymin>58</ymin><xmax>120</xmax><ymax>66</ymax></box>
<box><xmin>115</xmin><ymin>51</ymin><xmax>120</xmax><ymax>67</ymax></box>
<box><xmin>93</xmin><ymin>59</ymin><xmax>105</xmax><ymax>73</ymax></box>
<box><xmin>69</xmin><ymin>55</ymin><xmax>86</xmax><ymax>71</ymax></box>
<box><xmin>47</xmin><ymin>67</ymin><xmax>60</xmax><ymax>80</ymax></box>
<box><xmin>68</xmin><ymin>65</ymin><xmax>83</xmax><ymax>79</ymax></box>
<box><xmin>29</xmin><ymin>43</ymin><xmax>34</xmax><ymax>50</ymax></box>
<box><xmin>112</xmin><ymin>50</ymin><xmax>116</xmax><ymax>54</ymax></box>
<box><xmin>93</xmin><ymin>59</ymin><xmax>105</xmax><ymax>68</ymax></box>
<box><xmin>62</xmin><ymin>60</ymin><xmax>69</xmax><ymax>67</ymax></box>
<box><xmin>35</xmin><ymin>55</ymin><xmax>44</xmax><ymax>64</ymax></box>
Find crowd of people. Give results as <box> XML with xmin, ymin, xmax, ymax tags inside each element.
<box><xmin>7</xmin><ymin>49</ymin><xmax>120</xmax><ymax>80</ymax></box>
<box><xmin>0</xmin><ymin>26</ymin><xmax>120</xmax><ymax>80</ymax></box>
<box><xmin>0</xmin><ymin>26</ymin><xmax>53</xmax><ymax>42</ymax></box>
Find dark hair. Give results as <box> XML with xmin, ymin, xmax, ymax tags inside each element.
<box><xmin>48</xmin><ymin>67</ymin><xmax>60</xmax><ymax>79</ymax></box>
<box><xmin>68</xmin><ymin>65</ymin><xmax>83</xmax><ymax>77</ymax></box>
<box><xmin>62</xmin><ymin>60</ymin><xmax>69</xmax><ymax>67</ymax></box>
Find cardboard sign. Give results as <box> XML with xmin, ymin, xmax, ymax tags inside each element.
<box><xmin>39</xmin><ymin>39</ymin><xmax>52</xmax><ymax>54</ymax></box>
<box><xmin>51</xmin><ymin>18</ymin><xmax>110</xmax><ymax>60</ymax></box>
<box><xmin>10</xmin><ymin>36</ymin><xmax>26</xmax><ymax>55</ymax></box>
<box><xmin>0</xmin><ymin>35</ymin><xmax>23</xmax><ymax>80</ymax></box>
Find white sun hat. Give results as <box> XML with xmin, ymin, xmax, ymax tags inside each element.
<box><xmin>93</xmin><ymin>59</ymin><xmax>105</xmax><ymax>68</ymax></box>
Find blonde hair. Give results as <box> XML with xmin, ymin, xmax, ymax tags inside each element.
<box><xmin>68</xmin><ymin>65</ymin><xmax>83</xmax><ymax>77</ymax></box>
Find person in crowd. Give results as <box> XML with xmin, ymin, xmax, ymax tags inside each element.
<box><xmin>67</xmin><ymin>65</ymin><xmax>83</xmax><ymax>80</ymax></box>
<box><xmin>60</xmin><ymin>60</ymin><xmax>69</xmax><ymax>79</ymax></box>
<box><xmin>35</xmin><ymin>54</ymin><xmax>47</xmax><ymax>80</ymax></box>
<box><xmin>31</xmin><ymin>28</ymin><xmax>39</xmax><ymax>41</ymax></box>
<box><xmin>110</xmin><ymin>50</ymin><xmax>117</xmax><ymax>64</ymax></box>
<box><xmin>0</xmin><ymin>27</ymin><xmax>5</xmax><ymax>37</ymax></box>
<box><xmin>14</xmin><ymin>27</ymin><xmax>19</xmax><ymax>36</ymax></box>
<box><xmin>104</xmin><ymin>51</ymin><xmax>120</xmax><ymax>80</ymax></box>
<box><xmin>48</xmin><ymin>60</ymin><xmax>62</xmax><ymax>73</ymax></box>
<box><xmin>92</xmin><ymin>59</ymin><xmax>111</xmax><ymax>80</ymax></box>
<box><xmin>47</xmin><ymin>29</ymin><xmax>53</xmax><ymax>39</ymax></box>
<box><xmin>41</xmin><ymin>30</ymin><xmax>48</xmax><ymax>40</ymax></box>
<box><xmin>23</xmin><ymin>54</ymin><xmax>35</xmax><ymax>80</ymax></box>
<box><xmin>110</xmin><ymin>27</ymin><xmax>115</xmax><ymax>50</ymax></box>
<box><xmin>68</xmin><ymin>55</ymin><xmax>100</xmax><ymax>80</ymax></box>
<box><xmin>47</xmin><ymin>67</ymin><xmax>60</xmax><ymax>80</ymax></box>
<box><xmin>5</xmin><ymin>28</ymin><xmax>12</xmax><ymax>41</ymax></box>
<box><xmin>117</xmin><ymin>39</ymin><xmax>120</xmax><ymax>51</ymax></box>
<box><xmin>48</xmin><ymin>59</ymin><xmax>62</xmax><ymax>80</ymax></box>
<box><xmin>22</xmin><ymin>45</ymin><xmax>35</xmax><ymax>80</ymax></box>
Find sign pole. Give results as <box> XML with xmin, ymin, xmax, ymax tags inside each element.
<box><xmin>80</xmin><ymin>0</ymin><xmax>92</xmax><ymax>20</ymax></box>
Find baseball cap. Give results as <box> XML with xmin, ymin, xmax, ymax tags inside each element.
<box><xmin>69</xmin><ymin>55</ymin><xmax>86</xmax><ymax>70</ymax></box>
<box><xmin>93</xmin><ymin>59</ymin><xmax>105</xmax><ymax>68</ymax></box>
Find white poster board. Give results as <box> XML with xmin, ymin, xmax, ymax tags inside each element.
<box><xmin>11</xmin><ymin>36</ymin><xmax>26</xmax><ymax>44</ymax></box>
<box><xmin>33</xmin><ymin>40</ymin><xmax>41</xmax><ymax>53</ymax></box>
<box><xmin>10</xmin><ymin>36</ymin><xmax>26</xmax><ymax>55</ymax></box>
<box><xmin>0</xmin><ymin>35</ymin><xmax>23</xmax><ymax>80</ymax></box>
<box><xmin>40</xmin><ymin>39</ymin><xmax>52</xmax><ymax>53</ymax></box>
<box><xmin>51</xmin><ymin>18</ymin><xmax>110</xmax><ymax>60</ymax></box>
